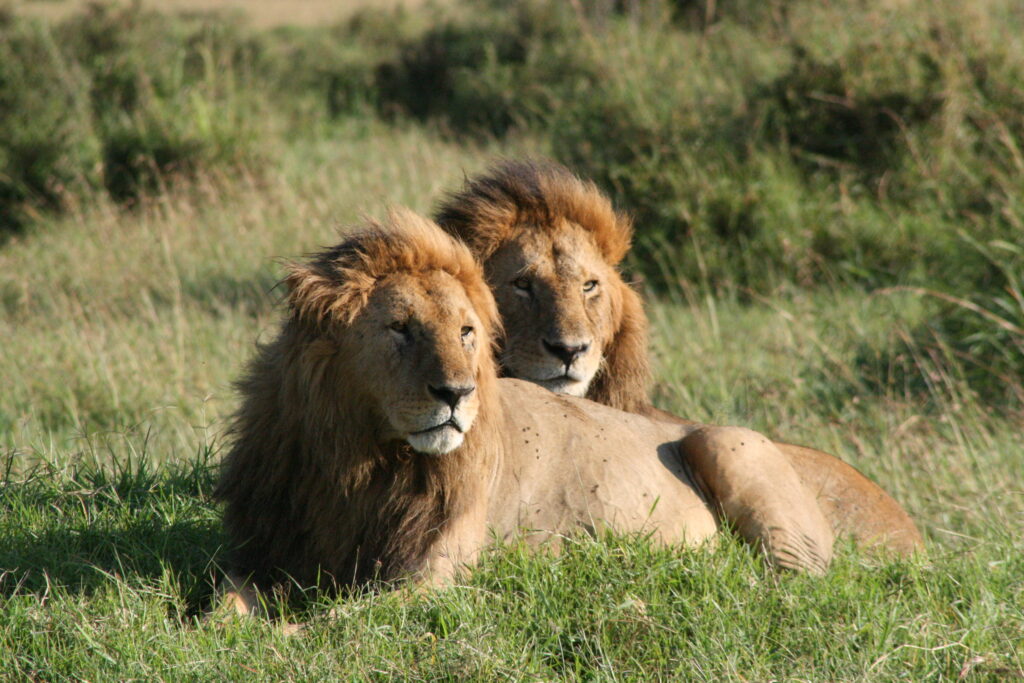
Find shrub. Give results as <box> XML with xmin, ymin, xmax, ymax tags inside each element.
<box><xmin>0</xmin><ymin>5</ymin><xmax>264</xmax><ymax>231</ymax></box>
<box><xmin>912</xmin><ymin>239</ymin><xmax>1023</xmax><ymax>406</ymax></box>
<box><xmin>59</xmin><ymin>4</ymin><xmax>264</xmax><ymax>202</ymax></box>
<box><xmin>846</xmin><ymin>236</ymin><xmax>1024</xmax><ymax>411</ymax></box>
<box><xmin>360</xmin><ymin>0</ymin><xmax>1022</xmax><ymax>296</ymax></box>
<box><xmin>253</xmin><ymin>8</ymin><xmax>425</xmax><ymax>121</ymax></box>
<box><xmin>0</xmin><ymin>17</ymin><xmax>100</xmax><ymax>235</ymax></box>
<box><xmin>374</xmin><ymin>1</ymin><xmax>596</xmax><ymax>136</ymax></box>
<box><xmin>549</xmin><ymin>1</ymin><xmax>1024</xmax><ymax>294</ymax></box>
<box><xmin>4</xmin><ymin>0</ymin><xmax>1021</xmax><ymax>300</ymax></box>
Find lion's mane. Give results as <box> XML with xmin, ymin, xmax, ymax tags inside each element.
<box><xmin>435</xmin><ymin>160</ymin><xmax>652</xmax><ymax>413</ymax></box>
<box><xmin>215</xmin><ymin>209</ymin><xmax>502</xmax><ymax>589</ymax></box>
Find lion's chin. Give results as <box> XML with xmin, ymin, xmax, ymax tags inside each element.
<box><xmin>406</xmin><ymin>425</ymin><xmax>466</xmax><ymax>455</ymax></box>
<box><xmin>537</xmin><ymin>376</ymin><xmax>591</xmax><ymax>398</ymax></box>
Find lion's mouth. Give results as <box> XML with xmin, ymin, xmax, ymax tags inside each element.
<box><xmin>410</xmin><ymin>418</ymin><xmax>463</xmax><ymax>435</ymax></box>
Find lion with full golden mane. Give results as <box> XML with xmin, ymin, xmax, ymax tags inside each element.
<box><xmin>434</xmin><ymin>160</ymin><xmax>922</xmax><ymax>555</ymax></box>
<box><xmin>216</xmin><ymin>209</ymin><xmax>894</xmax><ymax>604</ymax></box>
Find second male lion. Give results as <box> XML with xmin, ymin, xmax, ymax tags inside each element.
<box><xmin>435</xmin><ymin>160</ymin><xmax>922</xmax><ymax>556</ymax></box>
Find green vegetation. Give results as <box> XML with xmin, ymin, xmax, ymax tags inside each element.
<box><xmin>0</xmin><ymin>4</ymin><xmax>266</xmax><ymax>229</ymax></box>
<box><xmin>1</xmin><ymin>0</ymin><xmax>1021</xmax><ymax>678</ymax></box>
<box><xmin>2</xmin><ymin>449</ymin><xmax>1020</xmax><ymax>679</ymax></box>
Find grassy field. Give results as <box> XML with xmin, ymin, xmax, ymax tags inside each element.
<box><xmin>2</xmin><ymin>0</ymin><xmax>1023</xmax><ymax>679</ymax></box>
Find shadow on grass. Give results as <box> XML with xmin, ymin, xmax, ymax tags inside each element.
<box><xmin>0</xmin><ymin>450</ymin><xmax>228</xmax><ymax>612</ymax></box>
<box><xmin>0</xmin><ymin>518</ymin><xmax>225</xmax><ymax>608</ymax></box>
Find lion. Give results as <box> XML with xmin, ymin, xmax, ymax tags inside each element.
<box><xmin>434</xmin><ymin>160</ymin><xmax>923</xmax><ymax>555</ymax></box>
<box><xmin>216</xmin><ymin>209</ymin><xmax>864</xmax><ymax>610</ymax></box>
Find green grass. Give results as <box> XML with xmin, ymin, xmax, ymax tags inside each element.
<box><xmin>2</xmin><ymin>0</ymin><xmax>1023</xmax><ymax>679</ymax></box>
<box><xmin>2</xmin><ymin>454</ymin><xmax>1021</xmax><ymax>679</ymax></box>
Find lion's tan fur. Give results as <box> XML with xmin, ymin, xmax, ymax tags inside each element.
<box><xmin>436</xmin><ymin>160</ymin><xmax>652</xmax><ymax>413</ymax></box>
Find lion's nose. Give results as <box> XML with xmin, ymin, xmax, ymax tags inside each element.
<box><xmin>543</xmin><ymin>339</ymin><xmax>591</xmax><ymax>368</ymax></box>
<box><xmin>428</xmin><ymin>384</ymin><xmax>476</xmax><ymax>409</ymax></box>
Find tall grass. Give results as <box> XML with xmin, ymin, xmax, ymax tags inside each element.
<box><xmin>1</xmin><ymin>0</ymin><xmax>1021</xmax><ymax>678</ymax></box>
<box><xmin>373</xmin><ymin>0</ymin><xmax>1024</xmax><ymax>297</ymax></box>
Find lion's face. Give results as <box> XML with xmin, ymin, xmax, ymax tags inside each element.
<box><xmin>485</xmin><ymin>221</ymin><xmax>620</xmax><ymax>397</ymax></box>
<box><xmin>345</xmin><ymin>270</ymin><xmax>486</xmax><ymax>455</ymax></box>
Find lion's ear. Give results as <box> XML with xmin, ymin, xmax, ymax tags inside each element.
<box><xmin>587</xmin><ymin>281</ymin><xmax>651</xmax><ymax>414</ymax></box>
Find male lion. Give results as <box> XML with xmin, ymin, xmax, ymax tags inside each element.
<box><xmin>434</xmin><ymin>160</ymin><xmax>922</xmax><ymax>555</ymax></box>
<box><xmin>217</xmin><ymin>209</ymin><xmax>856</xmax><ymax>609</ymax></box>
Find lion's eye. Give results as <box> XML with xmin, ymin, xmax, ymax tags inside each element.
<box><xmin>583</xmin><ymin>280</ymin><xmax>599</xmax><ymax>293</ymax></box>
<box><xmin>389</xmin><ymin>321</ymin><xmax>409</xmax><ymax>337</ymax></box>
<box><xmin>461</xmin><ymin>326</ymin><xmax>474</xmax><ymax>341</ymax></box>
<box><xmin>512</xmin><ymin>277</ymin><xmax>531</xmax><ymax>293</ymax></box>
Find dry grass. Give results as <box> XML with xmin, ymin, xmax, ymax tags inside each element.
<box><xmin>1</xmin><ymin>121</ymin><xmax>536</xmax><ymax>456</ymax></box>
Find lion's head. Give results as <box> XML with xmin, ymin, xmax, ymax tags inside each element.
<box><xmin>282</xmin><ymin>208</ymin><xmax>500</xmax><ymax>455</ymax></box>
<box><xmin>218</xmin><ymin>209</ymin><xmax>502</xmax><ymax>586</ymax></box>
<box><xmin>435</xmin><ymin>160</ymin><xmax>652</xmax><ymax>412</ymax></box>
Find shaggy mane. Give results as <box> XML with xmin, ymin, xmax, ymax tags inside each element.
<box><xmin>435</xmin><ymin>159</ymin><xmax>634</xmax><ymax>265</ymax></box>
<box><xmin>216</xmin><ymin>209</ymin><xmax>502</xmax><ymax>590</ymax></box>
<box><xmin>285</xmin><ymin>207</ymin><xmax>500</xmax><ymax>339</ymax></box>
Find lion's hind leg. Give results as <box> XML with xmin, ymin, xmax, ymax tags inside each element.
<box><xmin>681</xmin><ymin>426</ymin><xmax>834</xmax><ymax>575</ymax></box>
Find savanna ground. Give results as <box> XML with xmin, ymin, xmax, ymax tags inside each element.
<box><xmin>1</xmin><ymin>0</ymin><xmax>1022</xmax><ymax>679</ymax></box>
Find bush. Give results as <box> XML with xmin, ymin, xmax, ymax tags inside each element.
<box><xmin>4</xmin><ymin>0</ymin><xmax>1022</xmax><ymax>300</ymax></box>
<box><xmin>555</xmin><ymin>2</ymin><xmax>1024</xmax><ymax>294</ymax></box>
<box><xmin>252</xmin><ymin>8</ymin><xmax>425</xmax><ymax>121</ymax></box>
<box><xmin>0</xmin><ymin>17</ymin><xmax>100</xmax><ymax>234</ymax></box>
<box><xmin>913</xmin><ymin>239</ymin><xmax>1023</xmax><ymax>406</ymax></box>
<box><xmin>0</xmin><ymin>5</ymin><xmax>264</xmax><ymax>232</ymax></box>
<box><xmin>374</xmin><ymin>1</ymin><xmax>597</xmax><ymax>136</ymax></box>
<box><xmin>846</xmin><ymin>237</ymin><xmax>1024</xmax><ymax>411</ymax></box>
<box><xmin>63</xmin><ymin>4</ymin><xmax>264</xmax><ymax>202</ymax></box>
